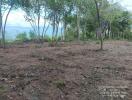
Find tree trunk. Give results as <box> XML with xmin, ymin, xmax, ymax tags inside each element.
<box><xmin>60</xmin><ymin>25</ymin><xmax>63</xmax><ymax>41</ymax></box>
<box><xmin>76</xmin><ymin>7</ymin><xmax>80</xmax><ymax>41</ymax></box>
<box><xmin>55</xmin><ymin>15</ymin><xmax>59</xmax><ymax>40</ymax></box>
<box><xmin>94</xmin><ymin>0</ymin><xmax>103</xmax><ymax>50</ymax></box>
<box><xmin>44</xmin><ymin>24</ymin><xmax>49</xmax><ymax>36</ymax></box>
<box><xmin>52</xmin><ymin>14</ymin><xmax>56</xmax><ymax>42</ymax></box>
<box><xmin>41</xmin><ymin>12</ymin><xmax>46</xmax><ymax>40</ymax></box>
<box><xmin>37</xmin><ymin>12</ymin><xmax>40</xmax><ymax>40</ymax></box>
<box><xmin>2</xmin><ymin>6</ymin><xmax>13</xmax><ymax>48</ymax></box>
<box><xmin>64</xmin><ymin>21</ymin><xmax>67</xmax><ymax>41</ymax></box>
<box><xmin>0</xmin><ymin>0</ymin><xmax>2</xmax><ymax>46</ymax></box>
<box><xmin>55</xmin><ymin>23</ymin><xmax>58</xmax><ymax>39</ymax></box>
<box><xmin>37</xmin><ymin>0</ymin><xmax>41</xmax><ymax>41</ymax></box>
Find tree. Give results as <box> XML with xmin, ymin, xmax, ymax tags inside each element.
<box><xmin>0</xmin><ymin>0</ymin><xmax>18</xmax><ymax>48</ymax></box>
<box><xmin>0</xmin><ymin>0</ymin><xmax>2</xmax><ymax>46</ymax></box>
<box><xmin>93</xmin><ymin>0</ymin><xmax>105</xmax><ymax>50</ymax></box>
<box><xmin>7</xmin><ymin>0</ymin><xmax>131</xmax><ymax>44</ymax></box>
<box><xmin>45</xmin><ymin>0</ymin><xmax>64</xmax><ymax>42</ymax></box>
<box><xmin>62</xmin><ymin>0</ymin><xmax>73</xmax><ymax>41</ymax></box>
<box><xmin>20</xmin><ymin>0</ymin><xmax>50</xmax><ymax>42</ymax></box>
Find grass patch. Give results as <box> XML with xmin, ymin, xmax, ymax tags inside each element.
<box><xmin>54</xmin><ymin>80</ymin><xmax>66</xmax><ymax>89</ymax></box>
<box><xmin>0</xmin><ymin>85</ymin><xmax>7</xmax><ymax>94</ymax></box>
<box><xmin>96</xmin><ymin>41</ymin><xmax>100</xmax><ymax>44</ymax></box>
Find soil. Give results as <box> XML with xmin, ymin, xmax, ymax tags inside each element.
<box><xmin>0</xmin><ymin>41</ymin><xmax>132</xmax><ymax>100</ymax></box>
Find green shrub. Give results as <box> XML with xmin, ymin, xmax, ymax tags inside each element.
<box><xmin>0</xmin><ymin>85</ymin><xmax>7</xmax><ymax>94</ymax></box>
<box><xmin>43</xmin><ymin>36</ymin><xmax>61</xmax><ymax>43</ymax></box>
<box><xmin>52</xmin><ymin>36</ymin><xmax>62</xmax><ymax>42</ymax></box>
<box><xmin>57</xmin><ymin>36</ymin><xmax>62</xmax><ymax>41</ymax></box>
<box><xmin>29</xmin><ymin>31</ymin><xmax>37</xmax><ymax>40</ymax></box>
<box><xmin>65</xmin><ymin>32</ymin><xmax>75</xmax><ymax>41</ymax></box>
<box><xmin>96</xmin><ymin>41</ymin><xmax>100</xmax><ymax>44</ymax></box>
<box><xmin>43</xmin><ymin>35</ymin><xmax>52</xmax><ymax>42</ymax></box>
<box><xmin>86</xmin><ymin>32</ymin><xmax>95</xmax><ymax>39</ymax></box>
<box><xmin>54</xmin><ymin>80</ymin><xmax>65</xmax><ymax>89</ymax></box>
<box><xmin>16</xmin><ymin>32</ymin><xmax>28</xmax><ymax>42</ymax></box>
<box><xmin>124</xmin><ymin>32</ymin><xmax>132</xmax><ymax>40</ymax></box>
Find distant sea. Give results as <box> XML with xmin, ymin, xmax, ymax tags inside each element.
<box><xmin>5</xmin><ymin>26</ymin><xmax>62</xmax><ymax>40</ymax></box>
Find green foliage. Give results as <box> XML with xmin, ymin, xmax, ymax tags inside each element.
<box><xmin>124</xmin><ymin>32</ymin><xmax>132</xmax><ymax>40</ymax></box>
<box><xmin>43</xmin><ymin>35</ymin><xmax>52</xmax><ymax>42</ymax></box>
<box><xmin>64</xmin><ymin>28</ymin><xmax>76</xmax><ymax>41</ymax></box>
<box><xmin>43</xmin><ymin>35</ymin><xmax>63</xmax><ymax>45</ymax></box>
<box><xmin>54</xmin><ymin>80</ymin><xmax>65</xmax><ymax>89</ymax></box>
<box><xmin>86</xmin><ymin>32</ymin><xmax>95</xmax><ymax>39</ymax></box>
<box><xmin>80</xmin><ymin>32</ymin><xmax>96</xmax><ymax>41</ymax></box>
<box><xmin>51</xmin><ymin>36</ymin><xmax>62</xmax><ymax>42</ymax></box>
<box><xmin>3</xmin><ymin>0</ymin><xmax>132</xmax><ymax>43</ymax></box>
<box><xmin>111</xmin><ymin>11</ymin><xmax>131</xmax><ymax>34</ymax></box>
<box><xmin>16</xmin><ymin>32</ymin><xmax>28</xmax><ymax>42</ymax></box>
<box><xmin>96</xmin><ymin>41</ymin><xmax>100</xmax><ymax>44</ymax></box>
<box><xmin>29</xmin><ymin>31</ymin><xmax>37</xmax><ymax>40</ymax></box>
<box><xmin>0</xmin><ymin>85</ymin><xmax>7</xmax><ymax>94</ymax></box>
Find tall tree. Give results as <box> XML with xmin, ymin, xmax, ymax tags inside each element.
<box><xmin>0</xmin><ymin>0</ymin><xmax>2</xmax><ymax>46</ymax></box>
<box><xmin>0</xmin><ymin>0</ymin><xmax>17</xmax><ymax>48</ymax></box>
<box><xmin>45</xmin><ymin>0</ymin><xmax>64</xmax><ymax>41</ymax></box>
<box><xmin>21</xmin><ymin>0</ymin><xmax>50</xmax><ymax>42</ymax></box>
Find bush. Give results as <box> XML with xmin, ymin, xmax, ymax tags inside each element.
<box><xmin>43</xmin><ymin>35</ymin><xmax>62</xmax><ymax>42</ymax></box>
<box><xmin>65</xmin><ymin>32</ymin><xmax>75</xmax><ymax>41</ymax></box>
<box><xmin>96</xmin><ymin>41</ymin><xmax>100</xmax><ymax>44</ymax></box>
<box><xmin>29</xmin><ymin>31</ymin><xmax>37</xmax><ymax>40</ymax></box>
<box><xmin>54</xmin><ymin>80</ymin><xmax>65</xmax><ymax>89</ymax></box>
<box><xmin>16</xmin><ymin>32</ymin><xmax>28</xmax><ymax>42</ymax></box>
<box><xmin>124</xmin><ymin>32</ymin><xmax>132</xmax><ymax>40</ymax></box>
<box><xmin>43</xmin><ymin>35</ymin><xmax>52</xmax><ymax>42</ymax></box>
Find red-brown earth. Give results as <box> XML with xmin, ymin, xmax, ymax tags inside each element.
<box><xmin>0</xmin><ymin>41</ymin><xmax>132</xmax><ymax>100</ymax></box>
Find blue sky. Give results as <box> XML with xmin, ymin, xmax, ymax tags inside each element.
<box><xmin>4</xmin><ymin>0</ymin><xmax>132</xmax><ymax>27</ymax></box>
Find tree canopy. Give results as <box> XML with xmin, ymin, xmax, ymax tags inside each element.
<box><xmin>0</xmin><ymin>0</ymin><xmax>132</xmax><ymax>49</ymax></box>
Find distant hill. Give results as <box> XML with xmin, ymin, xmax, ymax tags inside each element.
<box><xmin>5</xmin><ymin>26</ymin><xmax>62</xmax><ymax>40</ymax></box>
<box><xmin>5</xmin><ymin>26</ymin><xmax>32</xmax><ymax>40</ymax></box>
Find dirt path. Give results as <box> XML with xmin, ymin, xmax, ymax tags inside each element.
<box><xmin>0</xmin><ymin>41</ymin><xmax>132</xmax><ymax>100</ymax></box>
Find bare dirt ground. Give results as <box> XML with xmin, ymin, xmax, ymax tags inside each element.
<box><xmin>0</xmin><ymin>41</ymin><xmax>132</xmax><ymax>100</ymax></box>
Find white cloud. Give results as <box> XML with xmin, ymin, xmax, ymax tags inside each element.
<box><xmin>120</xmin><ymin>0</ymin><xmax>132</xmax><ymax>11</ymax></box>
<box><xmin>4</xmin><ymin>8</ymin><xmax>50</xmax><ymax>27</ymax></box>
<box><xmin>3</xmin><ymin>9</ymin><xmax>31</xmax><ymax>27</ymax></box>
<box><xmin>3</xmin><ymin>1</ymin><xmax>132</xmax><ymax>27</ymax></box>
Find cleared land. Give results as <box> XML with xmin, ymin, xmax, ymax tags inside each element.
<box><xmin>0</xmin><ymin>41</ymin><xmax>132</xmax><ymax>100</ymax></box>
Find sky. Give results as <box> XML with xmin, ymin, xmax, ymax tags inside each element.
<box><xmin>120</xmin><ymin>0</ymin><xmax>132</xmax><ymax>11</ymax></box>
<box><xmin>4</xmin><ymin>0</ymin><xmax>132</xmax><ymax>27</ymax></box>
<box><xmin>4</xmin><ymin>9</ymin><xmax>45</xmax><ymax>27</ymax></box>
